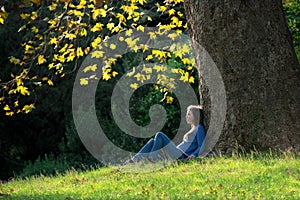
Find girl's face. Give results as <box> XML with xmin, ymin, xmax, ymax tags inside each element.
<box><xmin>186</xmin><ymin>109</ymin><xmax>195</xmax><ymax>125</ymax></box>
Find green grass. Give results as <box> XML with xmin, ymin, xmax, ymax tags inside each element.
<box><xmin>0</xmin><ymin>152</ymin><xmax>299</xmax><ymax>199</ymax></box>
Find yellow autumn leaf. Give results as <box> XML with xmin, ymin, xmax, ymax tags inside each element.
<box><xmin>168</xmin><ymin>33</ymin><xmax>179</xmax><ymax>40</ymax></box>
<box><xmin>166</xmin><ymin>96</ymin><xmax>174</xmax><ymax>104</ymax></box>
<box><xmin>22</xmin><ymin>104</ymin><xmax>35</xmax><ymax>114</ymax></box>
<box><xmin>38</xmin><ymin>55</ymin><xmax>47</xmax><ymax>65</ymax></box>
<box><xmin>153</xmin><ymin>65</ymin><xmax>167</xmax><ymax>72</ymax></box>
<box><xmin>187</xmin><ymin>66</ymin><xmax>193</xmax><ymax>70</ymax></box>
<box><xmin>102</xmin><ymin>72</ymin><xmax>111</xmax><ymax>80</ymax></box>
<box><xmin>110</xmin><ymin>44</ymin><xmax>116</xmax><ymax>50</ymax></box>
<box><xmin>145</xmin><ymin>55</ymin><xmax>153</xmax><ymax>61</ymax></box>
<box><xmin>80</xmin><ymin>28</ymin><xmax>87</xmax><ymax>36</ymax></box>
<box><xmin>16</xmin><ymin>86</ymin><xmax>30</xmax><ymax>96</ymax></box>
<box><xmin>171</xmin><ymin>68</ymin><xmax>180</xmax><ymax>74</ymax></box>
<box><xmin>83</xmin><ymin>64</ymin><xmax>97</xmax><ymax>73</ymax></box>
<box><xmin>5</xmin><ymin>111</ymin><xmax>14</xmax><ymax>116</ymax></box>
<box><xmin>180</xmin><ymin>72</ymin><xmax>189</xmax><ymax>82</ymax></box>
<box><xmin>91</xmin><ymin>37</ymin><xmax>101</xmax><ymax>48</ymax></box>
<box><xmin>9</xmin><ymin>56</ymin><xmax>21</xmax><ymax>65</ymax></box>
<box><xmin>4</xmin><ymin>104</ymin><xmax>10</xmax><ymax>111</ymax></box>
<box><xmin>31</xmin><ymin>26</ymin><xmax>39</xmax><ymax>33</ymax></box>
<box><xmin>48</xmin><ymin>3</ymin><xmax>57</xmax><ymax>11</ymax></box>
<box><xmin>59</xmin><ymin>44</ymin><xmax>68</xmax><ymax>53</ymax></box>
<box><xmin>181</xmin><ymin>44</ymin><xmax>190</xmax><ymax>54</ymax></box>
<box><xmin>125</xmin><ymin>29</ymin><xmax>133</xmax><ymax>36</ymax></box>
<box><xmin>91</xmin><ymin>50</ymin><xmax>104</xmax><ymax>58</ymax></box>
<box><xmin>107</xmin><ymin>23</ymin><xmax>115</xmax><ymax>30</ymax></box>
<box><xmin>189</xmin><ymin>76</ymin><xmax>195</xmax><ymax>83</ymax></box>
<box><xmin>138</xmin><ymin>0</ymin><xmax>146</xmax><ymax>5</ymax></box>
<box><xmin>130</xmin><ymin>83</ymin><xmax>138</xmax><ymax>90</ymax></box>
<box><xmin>142</xmin><ymin>66</ymin><xmax>152</xmax><ymax>74</ymax></box>
<box><xmin>92</xmin><ymin>8</ymin><xmax>107</xmax><ymax>20</ymax></box>
<box><xmin>137</xmin><ymin>25</ymin><xmax>144</xmax><ymax>32</ymax></box>
<box><xmin>80</xmin><ymin>78</ymin><xmax>88</xmax><ymax>85</ymax></box>
<box><xmin>20</xmin><ymin>13</ymin><xmax>30</xmax><ymax>20</ymax></box>
<box><xmin>140</xmin><ymin>44</ymin><xmax>149</xmax><ymax>53</ymax></box>
<box><xmin>65</xmin><ymin>33</ymin><xmax>76</xmax><ymax>40</ymax></box>
<box><xmin>134</xmin><ymin>73</ymin><xmax>146</xmax><ymax>82</ymax></box>
<box><xmin>84</xmin><ymin>47</ymin><xmax>90</xmax><ymax>54</ymax></box>
<box><xmin>47</xmin><ymin>80</ymin><xmax>54</xmax><ymax>86</ymax></box>
<box><xmin>157</xmin><ymin>5</ymin><xmax>167</xmax><ymax>12</ymax></box>
<box><xmin>91</xmin><ymin>23</ymin><xmax>104</xmax><ymax>32</ymax></box>
<box><xmin>25</xmin><ymin>45</ymin><xmax>33</xmax><ymax>51</ymax></box>
<box><xmin>49</xmin><ymin>37</ymin><xmax>57</xmax><ymax>45</ymax></box>
<box><xmin>112</xmin><ymin>25</ymin><xmax>121</xmax><ymax>33</ymax></box>
<box><xmin>116</xmin><ymin>13</ymin><xmax>126</xmax><ymax>22</ymax></box>
<box><xmin>112</xmin><ymin>71</ymin><xmax>118</xmax><ymax>77</ymax></box>
<box><xmin>152</xmin><ymin>50</ymin><xmax>167</xmax><ymax>59</ymax></box>
<box><xmin>148</xmin><ymin>32</ymin><xmax>156</xmax><ymax>39</ymax></box>
<box><xmin>48</xmin><ymin>19</ymin><xmax>57</xmax><ymax>27</ymax></box>
<box><xmin>177</xmin><ymin>11</ymin><xmax>183</xmax><ymax>17</ymax></box>
<box><xmin>67</xmin><ymin>53</ymin><xmax>76</xmax><ymax>62</ymax></box>
<box><xmin>48</xmin><ymin>63</ymin><xmax>54</xmax><ymax>69</ymax></box>
<box><xmin>73</xmin><ymin>10</ymin><xmax>84</xmax><ymax>17</ymax></box>
<box><xmin>76</xmin><ymin>47</ymin><xmax>84</xmax><ymax>57</ymax></box>
<box><xmin>31</xmin><ymin>12</ymin><xmax>38</xmax><ymax>20</ymax></box>
<box><xmin>169</xmin><ymin>9</ymin><xmax>176</xmax><ymax>16</ymax></box>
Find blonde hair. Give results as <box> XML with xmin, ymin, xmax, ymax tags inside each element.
<box><xmin>183</xmin><ymin>105</ymin><xmax>203</xmax><ymax>141</ymax></box>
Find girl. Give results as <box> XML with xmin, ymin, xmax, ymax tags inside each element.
<box><xmin>125</xmin><ymin>105</ymin><xmax>206</xmax><ymax>164</ymax></box>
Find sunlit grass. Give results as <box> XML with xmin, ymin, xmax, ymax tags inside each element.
<box><xmin>0</xmin><ymin>152</ymin><xmax>299</xmax><ymax>199</ymax></box>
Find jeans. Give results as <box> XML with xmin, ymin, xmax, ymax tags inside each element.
<box><xmin>132</xmin><ymin>132</ymin><xmax>185</xmax><ymax>161</ymax></box>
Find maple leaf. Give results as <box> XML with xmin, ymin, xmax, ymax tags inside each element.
<box><xmin>22</xmin><ymin>104</ymin><xmax>35</xmax><ymax>114</ymax></box>
<box><xmin>112</xmin><ymin>71</ymin><xmax>118</xmax><ymax>77</ymax></box>
<box><xmin>48</xmin><ymin>3</ymin><xmax>57</xmax><ymax>11</ymax></box>
<box><xmin>166</xmin><ymin>96</ymin><xmax>174</xmax><ymax>104</ymax></box>
<box><xmin>130</xmin><ymin>83</ymin><xmax>138</xmax><ymax>90</ymax></box>
<box><xmin>67</xmin><ymin>53</ymin><xmax>76</xmax><ymax>62</ymax></box>
<box><xmin>83</xmin><ymin>64</ymin><xmax>97</xmax><ymax>73</ymax></box>
<box><xmin>107</xmin><ymin>23</ymin><xmax>115</xmax><ymax>30</ymax></box>
<box><xmin>189</xmin><ymin>76</ymin><xmax>195</xmax><ymax>83</ymax></box>
<box><xmin>134</xmin><ymin>73</ymin><xmax>146</xmax><ymax>82</ymax></box>
<box><xmin>49</xmin><ymin>37</ymin><xmax>57</xmax><ymax>45</ymax></box>
<box><xmin>80</xmin><ymin>78</ymin><xmax>88</xmax><ymax>85</ymax></box>
<box><xmin>110</xmin><ymin>44</ymin><xmax>116</xmax><ymax>50</ymax></box>
<box><xmin>16</xmin><ymin>86</ymin><xmax>30</xmax><ymax>96</ymax></box>
<box><xmin>47</xmin><ymin>80</ymin><xmax>54</xmax><ymax>86</ymax></box>
<box><xmin>3</xmin><ymin>104</ymin><xmax>10</xmax><ymax>111</ymax></box>
<box><xmin>38</xmin><ymin>55</ymin><xmax>47</xmax><ymax>65</ymax></box>
<box><xmin>80</xmin><ymin>28</ymin><xmax>87</xmax><ymax>36</ymax></box>
<box><xmin>91</xmin><ymin>51</ymin><xmax>104</xmax><ymax>58</ymax></box>
<box><xmin>76</xmin><ymin>47</ymin><xmax>84</xmax><ymax>57</ymax></box>
<box><xmin>102</xmin><ymin>72</ymin><xmax>111</xmax><ymax>80</ymax></box>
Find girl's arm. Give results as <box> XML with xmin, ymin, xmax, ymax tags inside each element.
<box><xmin>190</xmin><ymin>125</ymin><xmax>206</xmax><ymax>157</ymax></box>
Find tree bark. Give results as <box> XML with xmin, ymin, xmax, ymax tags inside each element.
<box><xmin>184</xmin><ymin>0</ymin><xmax>300</xmax><ymax>153</ymax></box>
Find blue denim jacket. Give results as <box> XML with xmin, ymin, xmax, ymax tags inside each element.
<box><xmin>177</xmin><ymin>124</ymin><xmax>206</xmax><ymax>157</ymax></box>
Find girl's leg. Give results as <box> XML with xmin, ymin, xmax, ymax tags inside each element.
<box><xmin>132</xmin><ymin>139</ymin><xmax>154</xmax><ymax>161</ymax></box>
<box><xmin>149</xmin><ymin>132</ymin><xmax>183</xmax><ymax>160</ymax></box>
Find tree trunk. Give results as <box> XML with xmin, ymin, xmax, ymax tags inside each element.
<box><xmin>184</xmin><ymin>0</ymin><xmax>300</xmax><ymax>154</ymax></box>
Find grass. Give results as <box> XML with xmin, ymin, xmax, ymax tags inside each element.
<box><xmin>0</xmin><ymin>152</ymin><xmax>299</xmax><ymax>199</ymax></box>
